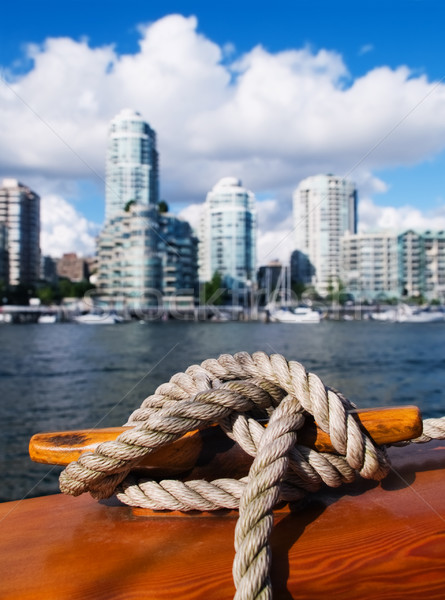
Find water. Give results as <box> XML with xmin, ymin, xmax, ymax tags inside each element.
<box><xmin>1</xmin><ymin>320</ymin><xmax>444</xmax><ymax>503</ymax></box>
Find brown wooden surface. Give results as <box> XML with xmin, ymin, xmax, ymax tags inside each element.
<box><xmin>1</xmin><ymin>440</ymin><xmax>445</xmax><ymax>599</ymax></box>
<box><xmin>29</xmin><ymin>406</ymin><xmax>423</xmax><ymax>471</ymax></box>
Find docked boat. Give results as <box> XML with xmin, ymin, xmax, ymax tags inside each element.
<box><xmin>370</xmin><ymin>303</ymin><xmax>444</xmax><ymax>323</ymax></box>
<box><xmin>397</xmin><ymin>307</ymin><xmax>444</xmax><ymax>323</ymax></box>
<box><xmin>73</xmin><ymin>312</ymin><xmax>125</xmax><ymax>324</ymax></box>
<box><xmin>37</xmin><ymin>314</ymin><xmax>57</xmax><ymax>324</ymax></box>
<box><xmin>270</xmin><ymin>306</ymin><xmax>321</xmax><ymax>323</ymax></box>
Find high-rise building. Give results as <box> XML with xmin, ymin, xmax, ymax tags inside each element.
<box><xmin>98</xmin><ymin>110</ymin><xmax>200</xmax><ymax>309</ymax></box>
<box><xmin>293</xmin><ymin>174</ymin><xmax>357</xmax><ymax>296</ymax></box>
<box><xmin>98</xmin><ymin>110</ymin><xmax>162</xmax><ymax>307</ymax></box>
<box><xmin>105</xmin><ymin>108</ymin><xmax>159</xmax><ymax>221</ymax></box>
<box><xmin>341</xmin><ymin>232</ymin><xmax>399</xmax><ymax>301</ymax></box>
<box><xmin>199</xmin><ymin>177</ymin><xmax>256</xmax><ymax>293</ymax></box>
<box><xmin>0</xmin><ymin>179</ymin><xmax>40</xmax><ymax>286</ymax></box>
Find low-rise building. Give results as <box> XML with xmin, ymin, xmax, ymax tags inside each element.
<box><xmin>257</xmin><ymin>261</ymin><xmax>283</xmax><ymax>305</ymax></box>
<box><xmin>341</xmin><ymin>232</ymin><xmax>399</xmax><ymax>301</ymax></box>
<box><xmin>423</xmin><ymin>230</ymin><xmax>445</xmax><ymax>301</ymax></box>
<box><xmin>57</xmin><ymin>253</ymin><xmax>89</xmax><ymax>282</ymax></box>
<box><xmin>96</xmin><ymin>204</ymin><xmax>162</xmax><ymax>309</ymax></box>
<box><xmin>341</xmin><ymin>229</ymin><xmax>445</xmax><ymax>302</ymax></box>
<box><xmin>398</xmin><ymin>230</ymin><xmax>445</xmax><ymax>302</ymax></box>
<box><xmin>158</xmin><ymin>212</ymin><xmax>198</xmax><ymax>298</ymax></box>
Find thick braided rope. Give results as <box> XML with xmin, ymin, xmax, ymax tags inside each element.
<box><xmin>58</xmin><ymin>351</ymin><xmax>444</xmax><ymax>600</ymax></box>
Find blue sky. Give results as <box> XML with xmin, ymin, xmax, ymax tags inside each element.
<box><xmin>1</xmin><ymin>1</ymin><xmax>445</xmax><ymax>260</ymax></box>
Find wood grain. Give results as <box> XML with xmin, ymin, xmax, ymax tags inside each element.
<box><xmin>1</xmin><ymin>440</ymin><xmax>444</xmax><ymax>599</ymax></box>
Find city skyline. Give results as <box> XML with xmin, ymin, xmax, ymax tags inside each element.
<box><xmin>1</xmin><ymin>2</ymin><xmax>445</xmax><ymax>264</ymax></box>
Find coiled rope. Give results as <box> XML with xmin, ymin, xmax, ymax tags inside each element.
<box><xmin>59</xmin><ymin>351</ymin><xmax>445</xmax><ymax>600</ymax></box>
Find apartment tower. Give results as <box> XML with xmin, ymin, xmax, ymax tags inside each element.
<box><xmin>0</xmin><ymin>179</ymin><xmax>40</xmax><ymax>286</ymax></box>
<box><xmin>293</xmin><ymin>174</ymin><xmax>357</xmax><ymax>296</ymax></box>
<box><xmin>199</xmin><ymin>177</ymin><xmax>256</xmax><ymax>293</ymax></box>
<box><xmin>97</xmin><ymin>110</ymin><xmax>161</xmax><ymax>307</ymax></box>
<box><xmin>105</xmin><ymin>108</ymin><xmax>159</xmax><ymax>220</ymax></box>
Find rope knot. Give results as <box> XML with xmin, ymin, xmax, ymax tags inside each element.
<box><xmin>59</xmin><ymin>351</ymin><xmax>392</xmax><ymax>600</ymax></box>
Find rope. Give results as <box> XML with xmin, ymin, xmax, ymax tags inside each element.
<box><xmin>58</xmin><ymin>351</ymin><xmax>445</xmax><ymax>600</ymax></box>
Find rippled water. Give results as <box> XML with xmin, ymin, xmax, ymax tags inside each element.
<box><xmin>1</xmin><ymin>320</ymin><xmax>444</xmax><ymax>502</ymax></box>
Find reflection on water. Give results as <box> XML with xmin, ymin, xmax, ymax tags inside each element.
<box><xmin>0</xmin><ymin>320</ymin><xmax>444</xmax><ymax>502</ymax></box>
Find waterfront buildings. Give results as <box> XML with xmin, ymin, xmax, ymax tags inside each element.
<box><xmin>341</xmin><ymin>232</ymin><xmax>399</xmax><ymax>302</ymax></box>
<box><xmin>293</xmin><ymin>174</ymin><xmax>357</xmax><ymax>297</ymax></box>
<box><xmin>339</xmin><ymin>229</ymin><xmax>445</xmax><ymax>303</ymax></box>
<box><xmin>0</xmin><ymin>179</ymin><xmax>40</xmax><ymax>287</ymax></box>
<box><xmin>199</xmin><ymin>177</ymin><xmax>256</xmax><ymax>294</ymax></box>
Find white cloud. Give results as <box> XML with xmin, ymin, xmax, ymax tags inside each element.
<box><xmin>2</xmin><ymin>14</ymin><xmax>445</xmax><ymax>257</ymax></box>
<box><xmin>256</xmin><ymin>199</ymin><xmax>295</xmax><ymax>265</ymax></box>
<box><xmin>177</xmin><ymin>202</ymin><xmax>202</xmax><ymax>232</ymax></box>
<box><xmin>359</xmin><ymin>197</ymin><xmax>445</xmax><ymax>233</ymax></box>
<box><xmin>40</xmin><ymin>194</ymin><xmax>99</xmax><ymax>257</ymax></box>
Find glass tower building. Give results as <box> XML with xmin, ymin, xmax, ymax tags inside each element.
<box><xmin>0</xmin><ymin>179</ymin><xmax>40</xmax><ymax>286</ymax></box>
<box><xmin>293</xmin><ymin>174</ymin><xmax>357</xmax><ymax>296</ymax></box>
<box><xmin>97</xmin><ymin>110</ymin><xmax>162</xmax><ymax>308</ymax></box>
<box><xmin>105</xmin><ymin>108</ymin><xmax>159</xmax><ymax>220</ymax></box>
<box><xmin>199</xmin><ymin>177</ymin><xmax>256</xmax><ymax>292</ymax></box>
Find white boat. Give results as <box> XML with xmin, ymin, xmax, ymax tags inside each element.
<box><xmin>74</xmin><ymin>313</ymin><xmax>125</xmax><ymax>324</ymax></box>
<box><xmin>270</xmin><ymin>306</ymin><xmax>321</xmax><ymax>324</ymax></box>
<box><xmin>397</xmin><ymin>308</ymin><xmax>444</xmax><ymax>323</ymax></box>
<box><xmin>38</xmin><ymin>314</ymin><xmax>57</xmax><ymax>324</ymax></box>
<box><xmin>370</xmin><ymin>309</ymin><xmax>398</xmax><ymax>322</ymax></box>
<box><xmin>370</xmin><ymin>303</ymin><xmax>444</xmax><ymax>323</ymax></box>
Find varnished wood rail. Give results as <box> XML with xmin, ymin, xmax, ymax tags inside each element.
<box><xmin>29</xmin><ymin>406</ymin><xmax>422</xmax><ymax>475</ymax></box>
